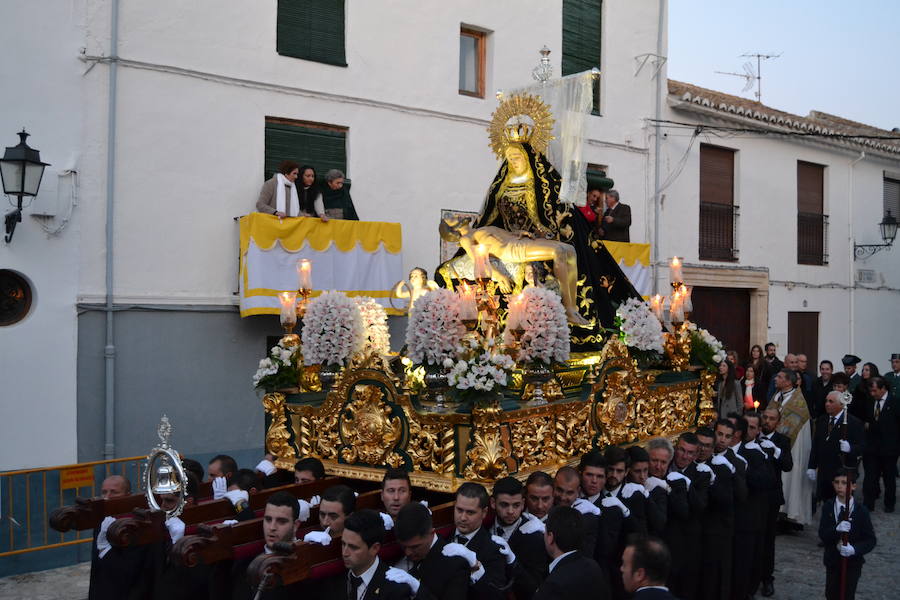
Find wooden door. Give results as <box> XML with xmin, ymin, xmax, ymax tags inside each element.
<box><xmin>788</xmin><ymin>312</ymin><xmax>819</xmax><ymax>371</ymax></box>
<box><xmin>690</xmin><ymin>287</ymin><xmax>751</xmax><ymax>359</ymax></box>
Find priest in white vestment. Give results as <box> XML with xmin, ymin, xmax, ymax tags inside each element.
<box><xmin>771</xmin><ymin>370</ymin><xmax>813</xmax><ymax>524</ymax></box>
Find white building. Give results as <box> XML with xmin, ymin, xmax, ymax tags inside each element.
<box><xmin>1</xmin><ymin>0</ymin><xmax>896</xmax><ymax>470</ymax></box>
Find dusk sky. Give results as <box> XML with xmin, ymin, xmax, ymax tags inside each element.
<box><xmin>668</xmin><ymin>0</ymin><xmax>900</xmax><ymax>131</ymax></box>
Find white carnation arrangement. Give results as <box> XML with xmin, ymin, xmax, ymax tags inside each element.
<box><xmin>447</xmin><ymin>337</ymin><xmax>515</xmax><ymax>396</ymax></box>
<box><xmin>405</xmin><ymin>289</ymin><xmax>466</xmax><ymax>366</ymax></box>
<box><xmin>687</xmin><ymin>322</ymin><xmax>727</xmax><ymax>369</ymax></box>
<box><xmin>252</xmin><ymin>339</ymin><xmax>300</xmax><ymax>390</ymax></box>
<box><xmin>355</xmin><ymin>296</ymin><xmax>391</xmax><ymax>356</ymax></box>
<box><xmin>301</xmin><ymin>291</ymin><xmax>365</xmax><ymax>366</ymax></box>
<box><xmin>504</xmin><ymin>286</ymin><xmax>570</xmax><ymax>365</ymax></box>
<box><xmin>615</xmin><ymin>298</ymin><xmax>664</xmax><ymax>353</ymax></box>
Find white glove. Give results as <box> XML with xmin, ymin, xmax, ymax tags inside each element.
<box><xmin>622</xmin><ymin>482</ymin><xmax>648</xmax><ymax>499</ymax></box>
<box><xmin>221</xmin><ymin>519</ymin><xmax>238</xmax><ymax>526</ymax></box>
<box><xmin>96</xmin><ymin>516</ymin><xmax>115</xmax><ymax>559</ymax></box>
<box><xmin>165</xmin><ymin>516</ymin><xmax>185</xmax><ymax>543</ymax></box>
<box><xmin>303</xmin><ymin>530</ymin><xmax>333</xmax><ymax>546</ymax></box>
<box><xmin>442</xmin><ymin>542</ymin><xmax>478</xmax><ymax>567</ymax></box>
<box><xmin>744</xmin><ymin>441</ymin><xmax>767</xmax><ymax>458</ymax></box>
<box><xmin>759</xmin><ymin>438</ymin><xmax>776</xmax><ymax>450</ymax></box>
<box><xmin>839</xmin><ymin>439</ymin><xmax>851</xmax><ymax>453</ymax></box>
<box><xmin>601</xmin><ymin>495</ymin><xmax>630</xmax><ymax>518</ymax></box>
<box><xmin>469</xmin><ymin>562</ymin><xmax>485</xmax><ymax>583</ymax></box>
<box><xmin>380</xmin><ymin>512</ymin><xmax>394</xmax><ymax>531</ymax></box>
<box><xmin>212</xmin><ymin>477</ymin><xmax>227</xmax><ymax>500</ymax></box>
<box><xmin>519</xmin><ymin>518</ymin><xmax>545</xmax><ymax>535</ymax></box>
<box><xmin>711</xmin><ymin>454</ymin><xmax>735</xmax><ymax>474</ymax></box>
<box><xmin>694</xmin><ymin>462</ymin><xmax>716</xmax><ymax>483</ymax></box>
<box><xmin>806</xmin><ymin>469</ymin><xmax>817</xmax><ymax>482</ymax></box>
<box><xmin>666</xmin><ymin>471</ymin><xmax>691</xmax><ymax>490</ymax></box>
<box><xmin>838</xmin><ymin>543</ymin><xmax>856</xmax><ymax>557</ymax></box>
<box><xmin>571</xmin><ymin>498</ymin><xmax>601</xmax><ymax>516</ymax></box>
<box><xmin>419</xmin><ymin>499</ymin><xmax>432</xmax><ymax>514</ymax></box>
<box><xmin>308</xmin><ymin>495</ymin><xmax>321</xmax><ymax>507</ymax></box>
<box><xmin>254</xmin><ymin>459</ymin><xmax>277</xmax><ymax>476</ymax></box>
<box><xmin>491</xmin><ymin>535</ymin><xmax>516</xmax><ymax>565</ymax></box>
<box><xmin>223</xmin><ymin>489</ymin><xmax>249</xmax><ymax>508</ymax></box>
<box><xmin>385</xmin><ymin>567</ymin><xmax>420</xmax><ymax>595</ymax></box>
<box><xmin>297</xmin><ymin>499</ymin><xmax>311</xmax><ymax>523</ymax></box>
<box><xmin>835</xmin><ymin>520</ymin><xmax>851</xmax><ymax>533</ymax></box>
<box><xmin>644</xmin><ymin>476</ymin><xmax>670</xmax><ymax>493</ymax></box>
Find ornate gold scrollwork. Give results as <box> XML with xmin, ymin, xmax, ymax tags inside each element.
<box><xmin>262</xmin><ymin>392</ymin><xmax>298</xmax><ymax>470</ymax></box>
<box><xmin>697</xmin><ymin>371</ymin><xmax>717</xmax><ymax>426</ymax></box>
<box><xmin>339</xmin><ymin>384</ymin><xmax>403</xmax><ymax>466</ymax></box>
<box><xmin>464</xmin><ymin>404</ymin><xmax>510</xmax><ymax>481</ymax></box>
<box><xmin>554</xmin><ymin>401</ymin><xmax>593</xmax><ymax>460</ymax></box>
<box><xmin>509</xmin><ymin>414</ymin><xmax>555</xmax><ymax>469</ymax></box>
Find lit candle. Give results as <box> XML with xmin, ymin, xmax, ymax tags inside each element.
<box><xmin>279</xmin><ymin>291</ymin><xmax>298</xmax><ymax>325</ymax></box>
<box><xmin>680</xmin><ymin>284</ymin><xmax>693</xmax><ymax>314</ymax></box>
<box><xmin>296</xmin><ymin>259</ymin><xmax>312</xmax><ymax>290</ymax></box>
<box><xmin>670</xmin><ymin>256</ymin><xmax>683</xmax><ymax>285</ymax></box>
<box><xmin>507</xmin><ymin>294</ymin><xmax>523</xmax><ymax>330</ymax></box>
<box><xmin>650</xmin><ymin>294</ymin><xmax>663</xmax><ymax>321</ymax></box>
<box><xmin>671</xmin><ymin>289</ymin><xmax>684</xmax><ymax>323</ymax></box>
<box><xmin>473</xmin><ymin>245</ymin><xmax>491</xmax><ymax>280</ymax></box>
<box><xmin>753</xmin><ymin>400</ymin><xmax>760</xmax><ymax>410</ymax></box>
<box><xmin>459</xmin><ymin>283</ymin><xmax>478</xmax><ymax>319</ymax></box>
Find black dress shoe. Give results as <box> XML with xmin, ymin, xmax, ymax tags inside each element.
<box><xmin>761</xmin><ymin>581</ymin><xmax>775</xmax><ymax>597</ymax></box>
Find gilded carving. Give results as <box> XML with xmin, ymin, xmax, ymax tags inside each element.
<box><xmin>262</xmin><ymin>392</ymin><xmax>297</xmax><ymax>470</ymax></box>
<box><xmin>554</xmin><ymin>402</ymin><xmax>593</xmax><ymax>459</ymax></box>
<box><xmin>464</xmin><ymin>405</ymin><xmax>510</xmax><ymax>481</ymax></box>
<box><xmin>509</xmin><ymin>414</ymin><xmax>555</xmax><ymax>469</ymax></box>
<box><xmin>339</xmin><ymin>384</ymin><xmax>403</xmax><ymax>466</ymax></box>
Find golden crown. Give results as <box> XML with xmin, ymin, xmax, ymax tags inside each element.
<box><xmin>504</xmin><ymin>121</ymin><xmax>534</xmax><ymax>144</ymax></box>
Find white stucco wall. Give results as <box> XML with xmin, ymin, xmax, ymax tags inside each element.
<box><xmin>0</xmin><ymin>0</ymin><xmax>85</xmax><ymax>469</ymax></box>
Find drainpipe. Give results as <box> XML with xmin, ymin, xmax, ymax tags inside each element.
<box><xmin>651</xmin><ymin>0</ymin><xmax>665</xmax><ymax>295</ymax></box>
<box><xmin>847</xmin><ymin>151</ymin><xmax>865</xmax><ymax>354</ymax></box>
<box><xmin>103</xmin><ymin>0</ymin><xmax>120</xmax><ymax>459</ymax></box>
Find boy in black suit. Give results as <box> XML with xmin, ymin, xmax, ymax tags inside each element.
<box><xmin>818</xmin><ymin>469</ymin><xmax>876</xmax><ymax>600</ymax></box>
<box><xmin>533</xmin><ymin>506</ymin><xmax>610</xmax><ymax>600</ymax></box>
<box><xmin>319</xmin><ymin>509</ymin><xmax>412</xmax><ymax>600</ymax></box>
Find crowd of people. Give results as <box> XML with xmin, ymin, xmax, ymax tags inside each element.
<box><xmin>256</xmin><ymin>161</ymin><xmax>358</xmax><ymax>221</ymax></box>
<box><xmin>88</xmin><ymin>368</ymin><xmax>895</xmax><ymax>600</ymax></box>
<box><xmin>578</xmin><ymin>187</ymin><xmax>632</xmax><ymax>242</ymax></box>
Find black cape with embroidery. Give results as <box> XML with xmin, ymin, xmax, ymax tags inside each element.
<box><xmin>435</xmin><ymin>143</ymin><xmax>640</xmax><ymax>352</ymax></box>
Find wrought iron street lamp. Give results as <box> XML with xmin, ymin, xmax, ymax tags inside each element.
<box><xmin>1</xmin><ymin>129</ymin><xmax>49</xmax><ymax>243</ymax></box>
<box><xmin>854</xmin><ymin>211</ymin><xmax>898</xmax><ymax>260</ymax></box>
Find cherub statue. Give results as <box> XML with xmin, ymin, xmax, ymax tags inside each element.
<box><xmin>439</xmin><ymin>217</ymin><xmax>589</xmax><ymax>326</ymax></box>
<box><xmin>391</xmin><ymin>267</ymin><xmax>438</xmax><ymax>312</ymax></box>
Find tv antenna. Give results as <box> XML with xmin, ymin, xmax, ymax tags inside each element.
<box><xmin>715</xmin><ymin>52</ymin><xmax>780</xmax><ymax>102</ymax></box>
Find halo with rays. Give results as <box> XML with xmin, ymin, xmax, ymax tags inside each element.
<box><xmin>488</xmin><ymin>93</ymin><xmax>555</xmax><ymax>159</ymax></box>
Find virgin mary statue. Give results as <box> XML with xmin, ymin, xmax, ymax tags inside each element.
<box><xmin>436</xmin><ymin>94</ymin><xmax>641</xmax><ymax>351</ymax></box>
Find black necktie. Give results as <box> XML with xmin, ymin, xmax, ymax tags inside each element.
<box><xmin>409</xmin><ymin>561</ymin><xmax>420</xmax><ymax>577</ymax></box>
<box><xmin>828</xmin><ymin>416</ymin><xmax>835</xmax><ymax>435</ymax></box>
<box><xmin>496</xmin><ymin>526</ymin><xmax>505</xmax><ymax>537</ymax></box>
<box><xmin>875</xmin><ymin>400</ymin><xmax>882</xmax><ymax>420</ymax></box>
<box><xmin>455</xmin><ymin>534</ymin><xmax>468</xmax><ymax>545</ymax></box>
<box><xmin>348</xmin><ymin>574</ymin><xmax>363</xmax><ymax>599</ymax></box>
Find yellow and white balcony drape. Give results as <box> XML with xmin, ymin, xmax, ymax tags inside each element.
<box><xmin>602</xmin><ymin>241</ymin><xmax>652</xmax><ymax>298</ymax></box>
<box><xmin>239</xmin><ymin>213</ymin><xmax>403</xmax><ymax>317</ymax></box>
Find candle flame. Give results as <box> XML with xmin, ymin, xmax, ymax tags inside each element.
<box><xmin>671</xmin><ymin>256</ymin><xmax>680</xmax><ymax>267</ymax></box>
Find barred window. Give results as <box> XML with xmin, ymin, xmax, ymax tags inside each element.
<box><xmin>699</xmin><ymin>144</ymin><xmax>738</xmax><ymax>261</ymax></box>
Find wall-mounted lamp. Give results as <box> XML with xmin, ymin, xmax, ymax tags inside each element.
<box><xmin>853</xmin><ymin>211</ymin><xmax>898</xmax><ymax>260</ymax></box>
<box><xmin>1</xmin><ymin>129</ymin><xmax>49</xmax><ymax>243</ymax></box>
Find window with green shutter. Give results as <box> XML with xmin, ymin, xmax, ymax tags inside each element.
<box><xmin>562</xmin><ymin>0</ymin><xmax>602</xmax><ymax>113</ymax></box>
<box><xmin>264</xmin><ymin>118</ymin><xmax>347</xmax><ymax>181</ymax></box>
<box><xmin>276</xmin><ymin>0</ymin><xmax>347</xmax><ymax>67</ymax></box>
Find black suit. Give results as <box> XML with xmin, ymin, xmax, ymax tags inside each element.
<box><xmin>862</xmin><ymin>392</ymin><xmax>900</xmax><ymax>511</ymax></box>
<box><xmin>501</xmin><ymin>515</ymin><xmax>549</xmax><ymax>600</ymax></box>
<box><xmin>404</xmin><ymin>536</ymin><xmax>470</xmax><ymax>600</ymax></box>
<box><xmin>590</xmin><ymin>495</ymin><xmax>624</xmax><ymax>587</ymax></box>
<box><xmin>811</xmin><ymin>377</ymin><xmax>834</xmax><ymax>419</ymax></box>
<box><xmin>533</xmin><ymin>551</ymin><xmax>610</xmax><ymax>600</ymax></box>
<box><xmin>644</xmin><ymin>485</ymin><xmax>668</xmax><ymax>537</ymax></box>
<box><xmin>759</xmin><ymin>431</ymin><xmax>793</xmax><ymax>588</ymax></box>
<box><xmin>808</xmin><ymin>411</ymin><xmax>866</xmax><ymax>501</ymax></box>
<box><xmin>632</xmin><ymin>587</ymin><xmax>680</xmax><ymax>600</ymax></box>
<box><xmin>600</xmin><ymin>202</ymin><xmax>631</xmax><ymax>242</ymax></box>
<box><xmin>818</xmin><ymin>499</ymin><xmax>877</xmax><ymax>600</ymax></box>
<box><xmin>319</xmin><ymin>557</ymin><xmax>413</xmax><ymax>600</ymax></box>
<box><xmin>88</xmin><ymin>525</ymin><xmax>152</xmax><ymax>600</ymax></box>
<box><xmin>447</xmin><ymin>528</ymin><xmax>508</xmax><ymax>600</ymax></box>
<box><xmin>664</xmin><ymin>463</ymin><xmax>709</xmax><ymax>600</ymax></box>
<box><xmin>699</xmin><ymin>459</ymin><xmax>734</xmax><ymax>600</ymax></box>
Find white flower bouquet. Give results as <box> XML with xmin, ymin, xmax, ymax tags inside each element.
<box><xmin>405</xmin><ymin>289</ymin><xmax>466</xmax><ymax>366</ymax></box>
<box><xmin>687</xmin><ymin>322</ymin><xmax>727</xmax><ymax>370</ymax></box>
<box><xmin>615</xmin><ymin>298</ymin><xmax>665</xmax><ymax>353</ymax></box>
<box><xmin>355</xmin><ymin>296</ymin><xmax>391</xmax><ymax>356</ymax></box>
<box><xmin>503</xmin><ymin>286</ymin><xmax>570</xmax><ymax>365</ymax></box>
<box><xmin>301</xmin><ymin>291</ymin><xmax>365</xmax><ymax>366</ymax></box>
<box><xmin>252</xmin><ymin>339</ymin><xmax>301</xmax><ymax>391</ymax></box>
<box><xmin>447</xmin><ymin>337</ymin><xmax>515</xmax><ymax>400</ymax></box>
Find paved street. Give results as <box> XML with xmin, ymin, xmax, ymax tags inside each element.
<box><xmin>0</xmin><ymin>504</ymin><xmax>896</xmax><ymax>599</ymax></box>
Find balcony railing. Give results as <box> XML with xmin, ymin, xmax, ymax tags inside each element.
<box><xmin>798</xmin><ymin>212</ymin><xmax>829</xmax><ymax>265</ymax></box>
<box><xmin>699</xmin><ymin>202</ymin><xmax>739</xmax><ymax>261</ymax></box>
